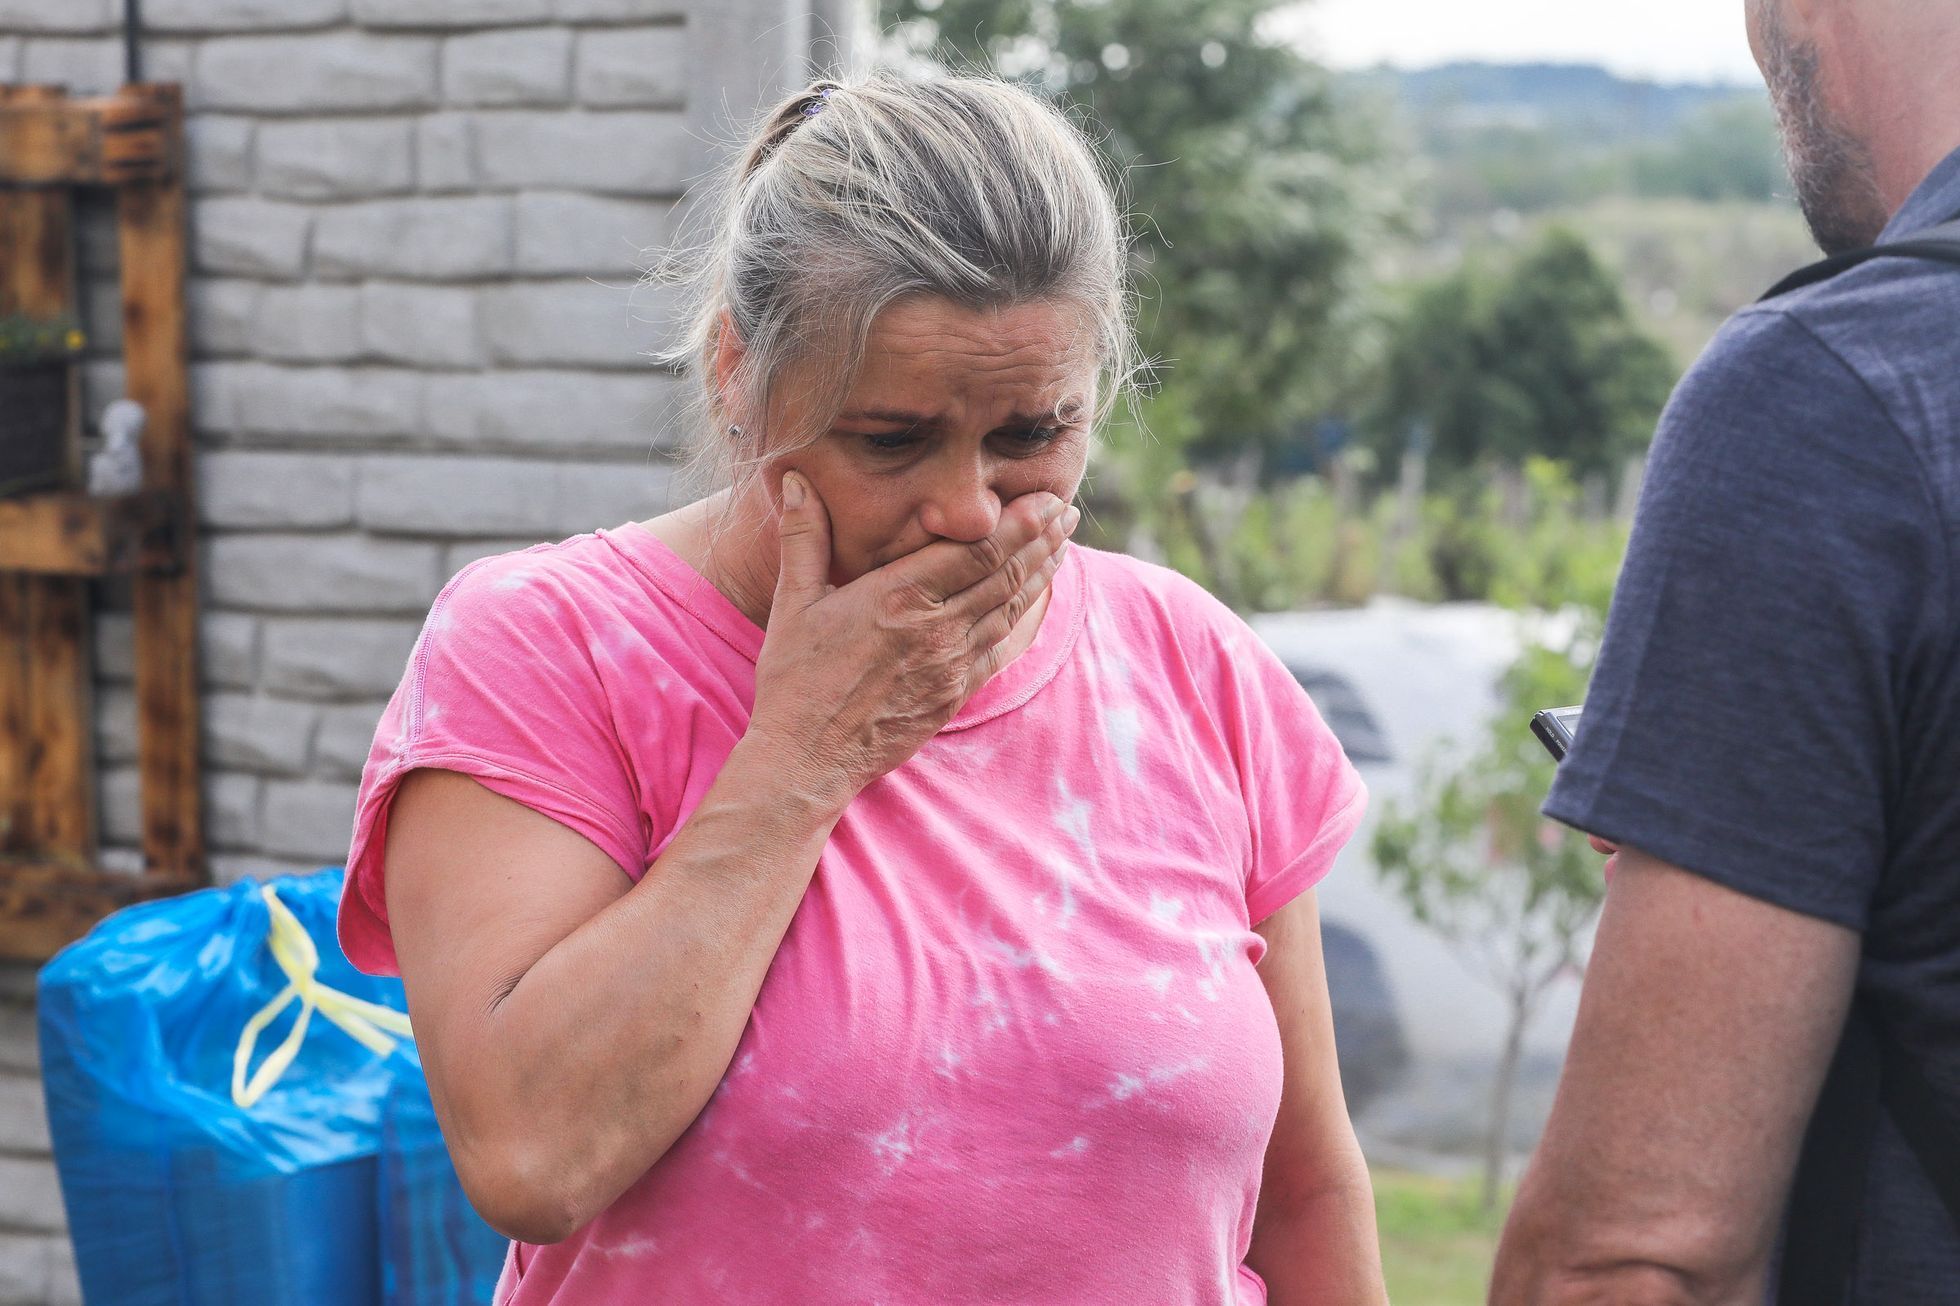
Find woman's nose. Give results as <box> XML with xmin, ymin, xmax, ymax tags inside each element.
<box><xmin>917</xmin><ymin>462</ymin><xmax>1003</xmax><ymax>543</ymax></box>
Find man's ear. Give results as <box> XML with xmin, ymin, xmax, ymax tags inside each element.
<box><xmin>713</xmin><ymin>307</ymin><xmax>746</xmax><ymax>423</ymax></box>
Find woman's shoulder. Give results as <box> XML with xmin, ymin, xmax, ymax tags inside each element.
<box><xmin>1069</xmin><ymin>543</ymin><xmax>1246</xmax><ymax>639</ymax></box>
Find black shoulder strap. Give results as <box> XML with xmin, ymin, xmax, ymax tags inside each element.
<box><xmin>1760</xmin><ymin>219</ymin><xmax>1960</xmax><ymax>300</ymax></box>
<box><xmin>1778</xmin><ymin>997</ymin><xmax>1960</xmax><ymax>1305</ymax></box>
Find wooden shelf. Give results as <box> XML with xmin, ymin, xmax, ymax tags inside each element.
<box><xmin>0</xmin><ymin>489</ymin><xmax>178</xmax><ymax>576</ymax></box>
<box><xmin>0</xmin><ymin>857</ymin><xmax>198</xmax><ymax>962</ymax></box>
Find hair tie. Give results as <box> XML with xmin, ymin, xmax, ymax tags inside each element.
<box><xmin>801</xmin><ymin>86</ymin><xmax>834</xmax><ymax>118</ymax></box>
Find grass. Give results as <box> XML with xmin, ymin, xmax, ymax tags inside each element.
<box><xmin>1372</xmin><ymin>1168</ymin><xmax>1510</xmax><ymax>1305</ymax></box>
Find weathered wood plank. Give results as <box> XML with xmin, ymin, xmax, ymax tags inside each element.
<box><xmin>116</xmin><ymin>85</ymin><xmax>204</xmax><ymax>886</ymax></box>
<box><xmin>0</xmin><ymin>859</ymin><xmax>198</xmax><ymax>962</ymax></box>
<box><xmin>0</xmin><ymin>88</ymin><xmax>94</xmax><ymax>870</ymax></box>
<box><xmin>0</xmin><ymin>491</ymin><xmax>177</xmax><ymax>575</ymax></box>
<box><xmin>0</xmin><ymin>85</ymin><xmax>176</xmax><ymax>188</ymax></box>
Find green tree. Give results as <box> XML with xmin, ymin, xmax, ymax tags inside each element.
<box><xmin>1368</xmin><ymin>227</ymin><xmax>1675</xmax><ymax>489</ymax></box>
<box><xmin>881</xmin><ymin>0</ymin><xmax>1402</xmax><ymax>461</ymax></box>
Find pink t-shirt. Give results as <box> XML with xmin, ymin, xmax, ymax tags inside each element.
<box><xmin>339</xmin><ymin>522</ymin><xmax>1366</xmax><ymax>1306</ymax></box>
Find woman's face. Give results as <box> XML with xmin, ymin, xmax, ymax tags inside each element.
<box><xmin>758</xmin><ymin>296</ymin><xmax>1097</xmax><ymax>587</ymax></box>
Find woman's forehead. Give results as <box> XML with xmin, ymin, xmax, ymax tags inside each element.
<box><xmin>842</xmin><ymin>297</ymin><xmax>1097</xmax><ymax>414</ymax></box>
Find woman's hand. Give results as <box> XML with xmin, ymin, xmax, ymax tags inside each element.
<box><xmin>746</xmin><ymin>471</ymin><xmax>1078</xmax><ymax>809</ymax></box>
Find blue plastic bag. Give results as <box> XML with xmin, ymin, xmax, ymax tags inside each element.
<box><xmin>37</xmin><ymin>867</ymin><xmax>503</xmax><ymax>1306</ymax></box>
<box><xmin>380</xmin><ymin>1076</ymin><xmax>510</xmax><ymax>1306</ymax></box>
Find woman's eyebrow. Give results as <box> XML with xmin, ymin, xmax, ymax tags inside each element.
<box><xmin>836</xmin><ymin>402</ymin><xmax>1083</xmax><ymax>428</ymax></box>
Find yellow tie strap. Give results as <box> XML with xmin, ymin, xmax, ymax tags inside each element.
<box><xmin>231</xmin><ymin>884</ymin><xmax>415</xmax><ymax>1110</ymax></box>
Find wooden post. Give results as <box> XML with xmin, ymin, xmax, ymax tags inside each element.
<box><xmin>115</xmin><ymin>84</ymin><xmax>202</xmax><ymax>884</ymax></box>
<box><xmin>0</xmin><ymin>85</ymin><xmax>95</xmax><ymax>869</ymax></box>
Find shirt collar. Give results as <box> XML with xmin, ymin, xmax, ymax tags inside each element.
<box><xmin>1880</xmin><ymin>141</ymin><xmax>1960</xmax><ymax>241</ymax></box>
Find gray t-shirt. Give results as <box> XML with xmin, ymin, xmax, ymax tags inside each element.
<box><xmin>1546</xmin><ymin>146</ymin><xmax>1960</xmax><ymax>1302</ymax></box>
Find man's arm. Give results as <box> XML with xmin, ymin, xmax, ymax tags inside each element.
<box><xmin>1490</xmin><ymin>846</ymin><xmax>1860</xmax><ymax>1306</ymax></box>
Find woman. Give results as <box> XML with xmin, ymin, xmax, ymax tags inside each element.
<box><xmin>339</xmin><ymin>72</ymin><xmax>1385</xmax><ymax>1305</ymax></box>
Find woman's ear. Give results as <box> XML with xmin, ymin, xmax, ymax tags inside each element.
<box><xmin>713</xmin><ymin>307</ymin><xmax>746</xmax><ymax>425</ymax></box>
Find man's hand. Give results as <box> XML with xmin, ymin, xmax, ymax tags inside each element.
<box><xmin>1490</xmin><ymin>846</ymin><xmax>1859</xmax><ymax>1305</ymax></box>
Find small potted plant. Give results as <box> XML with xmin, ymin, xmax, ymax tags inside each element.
<box><xmin>0</xmin><ymin>313</ymin><xmax>86</xmax><ymax>500</ymax></box>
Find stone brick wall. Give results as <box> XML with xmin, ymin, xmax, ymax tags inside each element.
<box><xmin>0</xmin><ymin>2</ymin><xmax>854</xmax><ymax>1297</ymax></box>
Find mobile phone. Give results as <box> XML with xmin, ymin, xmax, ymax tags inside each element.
<box><xmin>1530</xmin><ymin>706</ymin><xmax>1583</xmax><ymax>762</ymax></box>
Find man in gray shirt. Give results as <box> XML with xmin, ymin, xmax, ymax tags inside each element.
<box><xmin>1490</xmin><ymin>1</ymin><xmax>1960</xmax><ymax>1302</ymax></box>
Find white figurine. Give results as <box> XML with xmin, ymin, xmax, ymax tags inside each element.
<box><xmin>88</xmin><ymin>399</ymin><xmax>145</xmax><ymax>497</ymax></box>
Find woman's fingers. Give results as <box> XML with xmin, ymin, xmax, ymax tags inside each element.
<box><xmin>889</xmin><ymin>492</ymin><xmax>1065</xmax><ymax>603</ymax></box>
<box><xmin>950</xmin><ymin>503</ymin><xmax>1077</xmax><ymax>623</ymax></box>
<box><xmin>965</xmin><ymin>540</ymin><xmax>1065</xmax><ymax>663</ymax></box>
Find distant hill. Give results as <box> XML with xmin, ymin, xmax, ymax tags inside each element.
<box><xmin>1346</xmin><ymin>61</ymin><xmax>1764</xmax><ymax>145</ymax></box>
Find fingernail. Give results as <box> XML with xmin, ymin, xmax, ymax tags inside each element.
<box><xmin>782</xmin><ymin>473</ymin><xmax>805</xmax><ymax>509</ymax></box>
<box><xmin>1062</xmin><ymin>506</ymin><xmax>1081</xmax><ymax>535</ymax></box>
<box><xmin>1043</xmin><ymin>496</ymin><xmax>1065</xmax><ymax>523</ymax></box>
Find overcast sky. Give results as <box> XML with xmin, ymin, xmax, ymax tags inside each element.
<box><xmin>1269</xmin><ymin>0</ymin><xmax>1765</xmax><ymax>86</ymax></box>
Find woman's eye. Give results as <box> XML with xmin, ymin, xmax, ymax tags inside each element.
<box><xmin>995</xmin><ymin>426</ymin><xmax>1066</xmax><ymax>454</ymax></box>
<box><xmin>864</xmin><ymin>431</ymin><xmax>917</xmax><ymax>452</ymax></box>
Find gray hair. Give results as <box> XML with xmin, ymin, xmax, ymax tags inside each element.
<box><xmin>651</xmin><ymin>70</ymin><xmax>1141</xmax><ymax>496</ymax></box>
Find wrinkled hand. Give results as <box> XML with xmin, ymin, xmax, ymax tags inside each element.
<box><xmin>747</xmin><ymin>472</ymin><xmax>1078</xmax><ymax>808</ymax></box>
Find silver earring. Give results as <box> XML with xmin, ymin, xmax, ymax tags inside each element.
<box><xmin>728</xmin><ymin>423</ymin><xmax>744</xmax><ymax>438</ymax></box>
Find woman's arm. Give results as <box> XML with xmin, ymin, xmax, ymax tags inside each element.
<box><xmin>1245</xmin><ymin>890</ymin><xmax>1388</xmax><ymax>1306</ymax></box>
<box><xmin>385</xmin><ymin>478</ymin><xmax>1075</xmax><ymax>1244</ymax></box>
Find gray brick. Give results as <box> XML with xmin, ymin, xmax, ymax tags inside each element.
<box><xmin>472</xmin><ymin>110</ymin><xmax>692</xmax><ymax>194</ymax></box>
<box><xmin>553</xmin><ymin>0</ymin><xmax>687</xmax><ymax>17</ymax></box>
<box><xmin>143</xmin><ymin>0</ymin><xmax>345</xmax><ymax>30</ymax></box>
<box><xmin>197</xmin><ymin>33</ymin><xmax>438</xmax><ymax>113</ymax></box>
<box><xmin>0</xmin><ymin>37</ymin><xmax>19</xmax><ymax>81</ymax></box>
<box><xmin>515</xmin><ymin>192</ymin><xmax>672</xmax><ymax>275</ymax></box>
<box><xmin>92</xmin><ymin>612</ymin><xmax>133</xmax><ymax>682</ymax></box>
<box><xmin>358</xmin><ymin>283</ymin><xmax>481</xmax><ymax>368</ymax></box>
<box><xmin>202</xmin><ymin>611</ymin><xmax>263</xmax><ymax>688</ymax></box>
<box><xmin>184</xmin><ymin>115</ymin><xmax>256</xmax><ymax>192</ymax></box>
<box><xmin>209</xmin><ymin>851</ymin><xmax>337</xmax><ymax>884</ymax></box>
<box><xmin>96</xmin><ymin>845</ymin><xmax>145</xmax><ymax>875</ymax></box>
<box><xmin>257</xmin><ymin>118</ymin><xmax>414</xmax><ymax>200</ymax></box>
<box><xmin>79</xmin><ymin>274</ymin><xmax>121</xmax><ymax>352</ymax></box>
<box><xmin>192</xmin><ymin>359</ymin><xmax>242</xmax><ymax>435</ymax></box>
<box><xmin>198</xmin><ymin>450</ymin><xmax>357</xmax><ymax>529</ymax></box>
<box><xmin>440</xmin><ymin>536</ymin><xmax>549</xmax><ymax>575</ymax></box>
<box><xmin>192</xmin><ymin>197</ymin><xmax>312</xmax><ymax>279</ymax></box>
<box><xmin>208</xmin><ymin>769</ymin><xmax>264</xmax><ymax>847</ymax></box>
<box><xmin>444</xmin><ymin>27</ymin><xmax>571</xmax><ymax>106</ymax></box>
<box><xmin>91</xmin><ymin>610</ymin><xmax>259</xmax><ymax>689</ymax></box>
<box><xmin>252</xmin><ymin>284</ymin><xmax>364</xmax><ymax>363</ymax></box>
<box><xmin>81</xmin><ymin>358</ymin><xmax>126</xmax><ymax>418</ymax></box>
<box><xmin>415</xmin><ymin>113</ymin><xmax>475</xmax><ymax>191</ymax></box>
<box><xmin>188</xmin><ymin>279</ymin><xmax>263</xmax><ymax>355</ymax></box>
<box><xmin>261</xmin><ymin>779</ymin><xmax>359</xmax><ymax>861</ymax></box>
<box><xmin>0</xmin><ymin>1156</ymin><xmax>63</xmax><ymax>1234</ymax></box>
<box><xmin>0</xmin><ymin>1073</ymin><xmax>50</xmax><ymax>1154</ymax></box>
<box><xmin>263</xmin><ymin>617</ymin><xmax>422</xmax><ymax>698</ymax></box>
<box><xmin>202</xmin><ymin>362</ymin><xmax>423</xmax><ymax>438</ymax></box>
<box><xmin>423</xmin><ymin>369</ymin><xmax>683</xmax><ymax>452</ymax></box>
<box><xmin>574</xmin><ymin>27</ymin><xmax>686</xmax><ymax>108</ymax></box>
<box><xmin>206</xmin><ymin>692</ymin><xmax>320</xmax><ymax>774</ymax></box>
<box><xmin>355</xmin><ymin>453</ymin><xmax>672</xmax><ymax>537</ymax></box>
<box><xmin>20</xmin><ymin>36</ymin><xmax>120</xmax><ymax>91</ymax></box>
<box><xmin>0</xmin><ymin>1229</ymin><xmax>76</xmax><ymax>1306</ymax></box>
<box><xmin>142</xmin><ymin>36</ymin><xmax>197</xmax><ymax>85</ymax></box>
<box><xmin>314</xmin><ymin>196</ymin><xmax>512</xmax><ymax>280</ymax></box>
<box><xmin>315</xmin><ymin>702</ymin><xmax>386</xmax><ymax>780</ymax></box>
<box><xmin>0</xmin><ymin>1003</ymin><xmax>36</xmax><ymax>1075</ymax></box>
<box><xmin>94</xmin><ymin>684</ymin><xmax>137</xmax><ymax>765</ymax></box>
<box><xmin>205</xmin><ymin>534</ymin><xmax>442</xmax><ymax>613</ymax></box>
<box><xmin>99</xmin><ymin>766</ymin><xmax>141</xmax><ymax>848</ymax></box>
<box><xmin>481</xmin><ymin>279</ymin><xmax>672</xmax><ymax>369</ymax></box>
<box><xmin>0</xmin><ymin>0</ymin><xmax>117</xmax><ymax>29</ymax></box>
<box><xmin>353</xmin><ymin>0</ymin><xmax>552</xmax><ymax>24</ymax></box>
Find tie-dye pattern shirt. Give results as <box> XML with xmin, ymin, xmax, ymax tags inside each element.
<box><xmin>339</xmin><ymin>523</ymin><xmax>1366</xmax><ymax>1306</ymax></box>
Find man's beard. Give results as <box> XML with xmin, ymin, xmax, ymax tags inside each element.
<box><xmin>1758</xmin><ymin>8</ymin><xmax>1892</xmax><ymax>254</ymax></box>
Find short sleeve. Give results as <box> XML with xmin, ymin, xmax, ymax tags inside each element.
<box><xmin>1210</xmin><ymin>619</ymin><xmax>1369</xmax><ymax>926</ymax></box>
<box><xmin>1545</xmin><ymin>309</ymin><xmax>1946</xmax><ymax>931</ymax></box>
<box><xmin>338</xmin><ymin>552</ymin><xmax>649</xmax><ymax>975</ymax></box>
